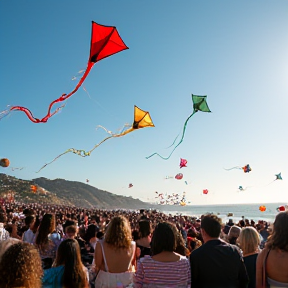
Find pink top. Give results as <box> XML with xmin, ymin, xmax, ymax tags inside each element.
<box><xmin>133</xmin><ymin>255</ymin><xmax>191</xmax><ymax>288</ymax></box>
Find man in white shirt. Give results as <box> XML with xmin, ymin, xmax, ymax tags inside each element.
<box><xmin>0</xmin><ymin>212</ymin><xmax>10</xmax><ymax>241</ymax></box>
<box><xmin>22</xmin><ymin>215</ymin><xmax>36</xmax><ymax>244</ymax></box>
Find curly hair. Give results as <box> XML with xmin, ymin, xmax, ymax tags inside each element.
<box><xmin>266</xmin><ymin>211</ymin><xmax>288</xmax><ymax>251</ymax></box>
<box><xmin>105</xmin><ymin>216</ymin><xmax>132</xmax><ymax>249</ymax></box>
<box><xmin>0</xmin><ymin>242</ymin><xmax>43</xmax><ymax>288</ymax></box>
<box><xmin>35</xmin><ymin>213</ymin><xmax>55</xmax><ymax>250</ymax></box>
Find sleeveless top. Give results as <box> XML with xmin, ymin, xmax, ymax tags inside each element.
<box><xmin>264</xmin><ymin>249</ymin><xmax>288</xmax><ymax>288</ymax></box>
<box><xmin>95</xmin><ymin>240</ymin><xmax>135</xmax><ymax>288</ymax></box>
<box><xmin>267</xmin><ymin>277</ymin><xmax>288</xmax><ymax>288</ymax></box>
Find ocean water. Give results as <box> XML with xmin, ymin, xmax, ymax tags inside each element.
<box><xmin>158</xmin><ymin>202</ymin><xmax>284</xmax><ymax>223</ymax></box>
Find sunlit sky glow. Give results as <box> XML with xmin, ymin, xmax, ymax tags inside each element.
<box><xmin>1</xmin><ymin>1</ymin><xmax>287</xmax><ymax>205</ymax></box>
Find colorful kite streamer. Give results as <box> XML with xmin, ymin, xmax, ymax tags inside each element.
<box><xmin>146</xmin><ymin>94</ymin><xmax>211</xmax><ymax>160</ymax></box>
<box><xmin>37</xmin><ymin>106</ymin><xmax>154</xmax><ymax>172</ymax></box>
<box><xmin>1</xmin><ymin>21</ymin><xmax>128</xmax><ymax>123</ymax></box>
<box><xmin>224</xmin><ymin>164</ymin><xmax>252</xmax><ymax>173</ymax></box>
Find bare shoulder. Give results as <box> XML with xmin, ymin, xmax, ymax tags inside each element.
<box><xmin>256</xmin><ymin>248</ymin><xmax>268</xmax><ymax>265</ymax></box>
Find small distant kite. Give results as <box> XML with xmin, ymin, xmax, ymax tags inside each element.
<box><xmin>180</xmin><ymin>158</ymin><xmax>188</xmax><ymax>169</ymax></box>
<box><xmin>238</xmin><ymin>185</ymin><xmax>251</xmax><ymax>191</ymax></box>
<box><xmin>128</xmin><ymin>183</ymin><xmax>133</xmax><ymax>188</ymax></box>
<box><xmin>263</xmin><ymin>172</ymin><xmax>283</xmax><ymax>187</ymax></box>
<box><xmin>224</xmin><ymin>164</ymin><xmax>251</xmax><ymax>173</ymax></box>
<box><xmin>146</xmin><ymin>94</ymin><xmax>211</xmax><ymax>160</ymax></box>
<box><xmin>86</xmin><ymin>179</ymin><xmax>89</xmax><ymax>183</ymax></box>
<box><xmin>175</xmin><ymin>173</ymin><xmax>183</xmax><ymax>180</ymax></box>
<box><xmin>275</xmin><ymin>173</ymin><xmax>282</xmax><ymax>180</ymax></box>
<box><xmin>0</xmin><ymin>21</ymin><xmax>128</xmax><ymax>123</ymax></box>
<box><xmin>259</xmin><ymin>205</ymin><xmax>266</xmax><ymax>212</ymax></box>
<box><xmin>203</xmin><ymin>189</ymin><xmax>208</xmax><ymax>195</ymax></box>
<box><xmin>276</xmin><ymin>205</ymin><xmax>287</xmax><ymax>212</ymax></box>
<box><xmin>30</xmin><ymin>185</ymin><xmax>37</xmax><ymax>193</ymax></box>
<box><xmin>37</xmin><ymin>106</ymin><xmax>154</xmax><ymax>172</ymax></box>
<box><xmin>0</xmin><ymin>158</ymin><xmax>10</xmax><ymax>168</ymax></box>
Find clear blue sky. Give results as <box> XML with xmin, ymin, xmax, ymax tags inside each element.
<box><xmin>1</xmin><ymin>0</ymin><xmax>287</xmax><ymax>205</ymax></box>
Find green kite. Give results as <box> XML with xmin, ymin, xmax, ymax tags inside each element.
<box><xmin>146</xmin><ymin>94</ymin><xmax>211</xmax><ymax>160</ymax></box>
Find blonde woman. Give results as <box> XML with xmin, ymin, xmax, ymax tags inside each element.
<box><xmin>94</xmin><ymin>216</ymin><xmax>136</xmax><ymax>288</ymax></box>
<box><xmin>238</xmin><ymin>227</ymin><xmax>261</xmax><ymax>288</ymax></box>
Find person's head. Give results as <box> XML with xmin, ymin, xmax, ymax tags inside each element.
<box><xmin>25</xmin><ymin>215</ymin><xmax>35</xmax><ymax>229</ymax></box>
<box><xmin>238</xmin><ymin>227</ymin><xmax>260</xmax><ymax>255</ymax></box>
<box><xmin>266</xmin><ymin>211</ymin><xmax>288</xmax><ymax>251</ymax></box>
<box><xmin>35</xmin><ymin>213</ymin><xmax>55</xmax><ymax>248</ymax></box>
<box><xmin>223</xmin><ymin>225</ymin><xmax>231</xmax><ymax>235</ymax></box>
<box><xmin>63</xmin><ymin>219</ymin><xmax>76</xmax><ymax>232</ymax></box>
<box><xmin>96</xmin><ymin>231</ymin><xmax>104</xmax><ymax>240</ymax></box>
<box><xmin>85</xmin><ymin>224</ymin><xmax>99</xmax><ymax>242</ymax></box>
<box><xmin>138</xmin><ymin>220</ymin><xmax>152</xmax><ymax>239</ymax></box>
<box><xmin>105</xmin><ymin>216</ymin><xmax>132</xmax><ymax>249</ymax></box>
<box><xmin>228</xmin><ymin>225</ymin><xmax>241</xmax><ymax>240</ymax></box>
<box><xmin>0</xmin><ymin>238</ymin><xmax>20</xmax><ymax>262</ymax></box>
<box><xmin>200</xmin><ymin>214</ymin><xmax>222</xmax><ymax>242</ymax></box>
<box><xmin>65</xmin><ymin>225</ymin><xmax>78</xmax><ymax>239</ymax></box>
<box><xmin>55</xmin><ymin>239</ymin><xmax>88</xmax><ymax>288</ymax></box>
<box><xmin>0</xmin><ymin>242</ymin><xmax>43</xmax><ymax>288</ymax></box>
<box><xmin>151</xmin><ymin>222</ymin><xmax>177</xmax><ymax>255</ymax></box>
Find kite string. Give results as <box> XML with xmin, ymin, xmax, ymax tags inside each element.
<box><xmin>37</xmin><ymin>125</ymin><xmax>134</xmax><ymax>173</ymax></box>
<box><xmin>146</xmin><ymin>111</ymin><xmax>196</xmax><ymax>160</ymax></box>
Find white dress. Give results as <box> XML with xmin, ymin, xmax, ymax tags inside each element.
<box><xmin>95</xmin><ymin>240</ymin><xmax>135</xmax><ymax>288</ymax></box>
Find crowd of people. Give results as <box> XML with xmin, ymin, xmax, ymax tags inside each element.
<box><xmin>0</xmin><ymin>201</ymin><xmax>287</xmax><ymax>288</ymax></box>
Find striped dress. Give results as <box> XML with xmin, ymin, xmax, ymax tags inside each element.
<box><xmin>133</xmin><ymin>255</ymin><xmax>191</xmax><ymax>288</ymax></box>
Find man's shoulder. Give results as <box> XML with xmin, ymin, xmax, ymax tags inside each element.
<box><xmin>190</xmin><ymin>240</ymin><xmax>240</xmax><ymax>257</ymax></box>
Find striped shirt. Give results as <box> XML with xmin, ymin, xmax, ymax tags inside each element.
<box><xmin>133</xmin><ymin>255</ymin><xmax>191</xmax><ymax>288</ymax></box>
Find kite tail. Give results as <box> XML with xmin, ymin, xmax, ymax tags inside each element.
<box><xmin>146</xmin><ymin>111</ymin><xmax>196</xmax><ymax>160</ymax></box>
<box><xmin>0</xmin><ymin>106</ymin><xmax>11</xmax><ymax>121</ymax></box>
<box><xmin>89</xmin><ymin>127</ymin><xmax>133</xmax><ymax>154</ymax></box>
<box><xmin>223</xmin><ymin>166</ymin><xmax>242</xmax><ymax>171</ymax></box>
<box><xmin>10</xmin><ymin>62</ymin><xmax>94</xmax><ymax>123</ymax></box>
<box><xmin>165</xmin><ymin>134</ymin><xmax>180</xmax><ymax>149</ymax></box>
<box><xmin>36</xmin><ymin>149</ymin><xmax>73</xmax><ymax>173</ymax></box>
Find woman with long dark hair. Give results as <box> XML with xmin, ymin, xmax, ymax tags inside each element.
<box><xmin>34</xmin><ymin>213</ymin><xmax>61</xmax><ymax>269</ymax></box>
<box><xmin>134</xmin><ymin>222</ymin><xmax>191</xmax><ymax>288</ymax></box>
<box><xmin>256</xmin><ymin>211</ymin><xmax>288</xmax><ymax>287</ymax></box>
<box><xmin>42</xmin><ymin>239</ymin><xmax>89</xmax><ymax>288</ymax></box>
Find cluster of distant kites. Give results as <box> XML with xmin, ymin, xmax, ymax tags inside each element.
<box><xmin>0</xmin><ymin>21</ymin><xmax>286</xmax><ymax>211</ymax></box>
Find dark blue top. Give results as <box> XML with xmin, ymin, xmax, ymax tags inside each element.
<box><xmin>190</xmin><ymin>239</ymin><xmax>248</xmax><ymax>288</ymax></box>
<box><xmin>244</xmin><ymin>254</ymin><xmax>258</xmax><ymax>288</ymax></box>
